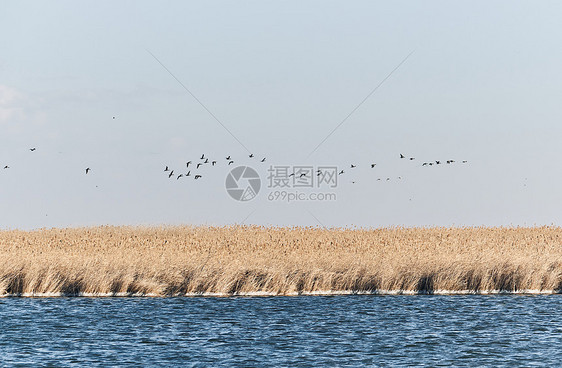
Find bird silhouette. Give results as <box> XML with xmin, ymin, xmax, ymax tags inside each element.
<box><xmin>186</xmin><ymin>161</ymin><xmax>192</xmax><ymax>168</ymax></box>
<box><xmin>409</xmin><ymin>157</ymin><xmax>415</xmax><ymax>160</ymax></box>
<box><xmin>168</xmin><ymin>170</ymin><xmax>174</xmax><ymax>178</ymax></box>
<box><xmin>350</xmin><ymin>164</ymin><xmax>356</xmax><ymax>168</ymax></box>
<box><xmin>435</xmin><ymin>161</ymin><xmax>441</xmax><ymax>165</ymax></box>
<box><xmin>212</xmin><ymin>161</ymin><xmax>217</xmax><ymax>166</ymax></box>
<box><xmin>249</xmin><ymin>154</ymin><xmax>254</xmax><ymax>158</ymax></box>
<box><xmin>30</xmin><ymin>148</ymin><xmax>36</xmax><ymax>152</ymax></box>
<box><xmin>164</xmin><ymin>166</ymin><xmax>170</xmax><ymax>171</ymax></box>
<box><xmin>186</xmin><ymin>171</ymin><xmax>191</xmax><ymax>176</ymax></box>
<box><xmin>299</xmin><ymin>173</ymin><xmax>307</xmax><ymax>178</ymax></box>
<box><xmin>400</xmin><ymin>154</ymin><xmax>405</xmax><ymax>159</ymax></box>
<box><xmin>86</xmin><ymin>168</ymin><xmax>91</xmax><ymax>174</ymax></box>
<box><xmin>194</xmin><ymin>175</ymin><xmax>202</xmax><ymax>179</ymax></box>
<box><xmin>339</xmin><ymin>170</ymin><xmax>344</xmax><ymax>175</ymax></box>
<box><xmin>261</xmin><ymin>158</ymin><xmax>266</xmax><ymax>162</ymax></box>
<box><xmin>386</xmin><ymin>178</ymin><xmax>390</xmax><ymax>181</ymax></box>
<box><xmin>226</xmin><ymin>155</ymin><xmax>231</xmax><ymax>160</ymax></box>
<box><xmin>177</xmin><ymin>174</ymin><xmax>184</xmax><ymax>180</ymax></box>
<box><xmin>289</xmin><ymin>173</ymin><xmax>295</xmax><ymax>177</ymax></box>
<box><xmin>371</xmin><ymin>164</ymin><xmax>376</xmax><ymax>168</ymax></box>
<box><xmin>204</xmin><ymin>158</ymin><xmax>209</xmax><ymax>164</ymax></box>
<box><xmin>112</xmin><ymin>116</ymin><xmax>115</xmax><ymax>119</ymax></box>
<box><xmin>422</xmin><ymin>163</ymin><xmax>428</xmax><ymax>166</ymax></box>
<box><xmin>228</xmin><ymin>161</ymin><xmax>234</xmax><ymax>165</ymax></box>
<box><xmin>462</xmin><ymin>160</ymin><xmax>468</xmax><ymax>163</ymax></box>
<box><xmin>197</xmin><ymin>163</ymin><xmax>203</xmax><ymax>169</ymax></box>
<box><xmin>3</xmin><ymin>165</ymin><xmax>9</xmax><ymax>169</ymax></box>
<box><xmin>200</xmin><ymin>154</ymin><xmax>205</xmax><ymax>159</ymax></box>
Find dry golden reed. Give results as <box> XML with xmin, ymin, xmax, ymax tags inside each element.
<box><xmin>1</xmin><ymin>225</ymin><xmax>562</xmax><ymax>296</ymax></box>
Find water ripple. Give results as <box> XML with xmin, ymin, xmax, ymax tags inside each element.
<box><xmin>1</xmin><ymin>296</ymin><xmax>562</xmax><ymax>367</ymax></box>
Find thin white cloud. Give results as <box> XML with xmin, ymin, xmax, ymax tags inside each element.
<box><xmin>0</xmin><ymin>85</ymin><xmax>26</xmax><ymax>123</ymax></box>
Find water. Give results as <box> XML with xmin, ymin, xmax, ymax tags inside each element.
<box><xmin>1</xmin><ymin>295</ymin><xmax>561</xmax><ymax>367</ymax></box>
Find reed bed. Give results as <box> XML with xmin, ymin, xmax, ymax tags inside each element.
<box><xmin>1</xmin><ymin>225</ymin><xmax>562</xmax><ymax>296</ymax></box>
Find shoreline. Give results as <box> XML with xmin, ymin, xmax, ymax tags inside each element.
<box><xmin>0</xmin><ymin>289</ymin><xmax>560</xmax><ymax>298</ymax></box>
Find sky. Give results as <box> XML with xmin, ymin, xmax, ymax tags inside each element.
<box><xmin>1</xmin><ymin>1</ymin><xmax>562</xmax><ymax>230</ymax></box>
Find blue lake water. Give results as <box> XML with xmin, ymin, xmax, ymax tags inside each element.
<box><xmin>1</xmin><ymin>295</ymin><xmax>561</xmax><ymax>367</ymax></box>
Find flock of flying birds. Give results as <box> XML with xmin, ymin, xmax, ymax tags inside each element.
<box><xmin>1</xmin><ymin>145</ymin><xmax>468</xmax><ymax>184</ymax></box>
<box><xmin>1</xmin><ymin>148</ymin><xmax>93</xmax><ymax>174</ymax></box>
<box><xmin>163</xmin><ymin>153</ymin><xmax>267</xmax><ymax>180</ymax></box>
<box><xmin>337</xmin><ymin>153</ymin><xmax>468</xmax><ymax>183</ymax></box>
<box><xmin>161</xmin><ymin>152</ymin><xmax>468</xmax><ymax>183</ymax></box>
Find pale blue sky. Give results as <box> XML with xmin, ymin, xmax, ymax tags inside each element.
<box><xmin>1</xmin><ymin>1</ymin><xmax>562</xmax><ymax>229</ymax></box>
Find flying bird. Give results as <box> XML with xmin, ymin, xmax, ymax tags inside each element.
<box><xmin>212</xmin><ymin>161</ymin><xmax>217</xmax><ymax>166</ymax></box>
<box><xmin>200</xmin><ymin>154</ymin><xmax>205</xmax><ymax>160</ymax></box>
<box><xmin>204</xmin><ymin>158</ymin><xmax>209</xmax><ymax>164</ymax></box>
<box><xmin>112</xmin><ymin>116</ymin><xmax>116</xmax><ymax>119</ymax></box>
<box><xmin>350</xmin><ymin>164</ymin><xmax>356</xmax><ymax>168</ymax></box>
<box><xmin>422</xmin><ymin>163</ymin><xmax>428</xmax><ymax>166</ymax></box>
<box><xmin>226</xmin><ymin>155</ymin><xmax>231</xmax><ymax>160</ymax></box>
<box><xmin>371</xmin><ymin>164</ymin><xmax>376</xmax><ymax>168</ymax></box>
<box><xmin>186</xmin><ymin>171</ymin><xmax>191</xmax><ymax>176</ymax></box>
<box><xmin>228</xmin><ymin>161</ymin><xmax>234</xmax><ymax>165</ymax></box>
<box><xmin>3</xmin><ymin>165</ymin><xmax>9</xmax><ymax>169</ymax></box>
<box><xmin>249</xmin><ymin>154</ymin><xmax>254</xmax><ymax>158</ymax></box>
<box><xmin>409</xmin><ymin>157</ymin><xmax>415</xmax><ymax>160</ymax></box>
<box><xmin>164</xmin><ymin>166</ymin><xmax>170</xmax><ymax>172</ymax></box>
<box><xmin>299</xmin><ymin>173</ymin><xmax>307</xmax><ymax>178</ymax></box>
<box><xmin>400</xmin><ymin>154</ymin><xmax>405</xmax><ymax>159</ymax></box>
<box><xmin>261</xmin><ymin>158</ymin><xmax>266</xmax><ymax>162</ymax></box>
<box><xmin>186</xmin><ymin>161</ymin><xmax>192</xmax><ymax>168</ymax></box>
<box><xmin>86</xmin><ymin>168</ymin><xmax>90</xmax><ymax>174</ymax></box>
<box><xmin>462</xmin><ymin>160</ymin><xmax>468</xmax><ymax>163</ymax></box>
<box><xmin>197</xmin><ymin>163</ymin><xmax>203</xmax><ymax>169</ymax></box>
<box><xmin>339</xmin><ymin>170</ymin><xmax>344</xmax><ymax>175</ymax></box>
<box><xmin>194</xmin><ymin>175</ymin><xmax>202</xmax><ymax>179</ymax></box>
<box><xmin>177</xmin><ymin>174</ymin><xmax>184</xmax><ymax>180</ymax></box>
<box><xmin>435</xmin><ymin>161</ymin><xmax>441</xmax><ymax>165</ymax></box>
<box><xmin>30</xmin><ymin>148</ymin><xmax>36</xmax><ymax>152</ymax></box>
<box><xmin>168</xmin><ymin>170</ymin><xmax>174</xmax><ymax>178</ymax></box>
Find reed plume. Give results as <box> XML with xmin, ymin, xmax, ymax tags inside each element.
<box><xmin>1</xmin><ymin>225</ymin><xmax>561</xmax><ymax>296</ymax></box>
